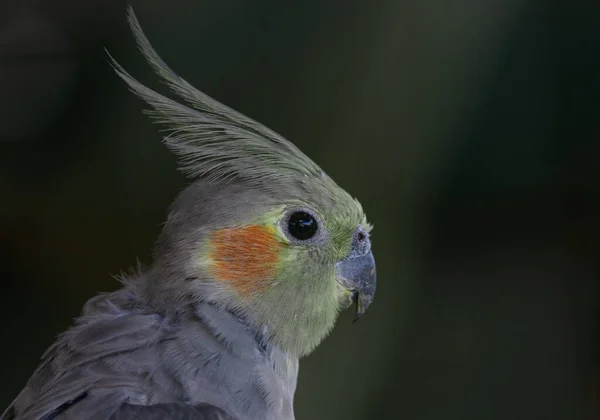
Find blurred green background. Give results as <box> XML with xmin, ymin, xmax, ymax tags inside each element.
<box><xmin>0</xmin><ymin>0</ymin><xmax>598</xmax><ymax>419</ymax></box>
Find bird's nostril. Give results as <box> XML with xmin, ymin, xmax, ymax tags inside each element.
<box><xmin>357</xmin><ymin>231</ymin><xmax>365</xmax><ymax>242</ymax></box>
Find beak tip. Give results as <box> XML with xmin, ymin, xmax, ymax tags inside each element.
<box><xmin>352</xmin><ymin>294</ymin><xmax>374</xmax><ymax>323</ymax></box>
<box><xmin>337</xmin><ymin>248</ymin><xmax>376</xmax><ymax>323</ymax></box>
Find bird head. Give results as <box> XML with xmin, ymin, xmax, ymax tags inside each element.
<box><xmin>110</xmin><ymin>8</ymin><xmax>376</xmax><ymax>358</ymax></box>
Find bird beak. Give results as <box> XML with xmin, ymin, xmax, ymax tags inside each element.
<box><xmin>336</xmin><ymin>249</ymin><xmax>377</xmax><ymax>322</ymax></box>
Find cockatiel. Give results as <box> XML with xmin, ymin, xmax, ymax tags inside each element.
<box><xmin>1</xmin><ymin>7</ymin><xmax>376</xmax><ymax>420</ymax></box>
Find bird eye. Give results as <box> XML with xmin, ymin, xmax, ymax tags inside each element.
<box><xmin>288</xmin><ymin>211</ymin><xmax>318</xmax><ymax>240</ymax></box>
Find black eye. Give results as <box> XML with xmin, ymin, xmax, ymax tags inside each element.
<box><xmin>288</xmin><ymin>211</ymin><xmax>318</xmax><ymax>240</ymax></box>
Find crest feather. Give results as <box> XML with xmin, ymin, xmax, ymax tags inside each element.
<box><xmin>108</xmin><ymin>7</ymin><xmax>327</xmax><ymax>187</ymax></box>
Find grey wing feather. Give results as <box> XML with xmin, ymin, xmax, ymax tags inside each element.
<box><xmin>109</xmin><ymin>403</ymin><xmax>235</xmax><ymax>420</ymax></box>
<box><xmin>0</xmin><ymin>291</ymin><xmax>165</xmax><ymax>420</ymax></box>
<box><xmin>3</xmin><ymin>398</ymin><xmax>235</xmax><ymax>420</ymax></box>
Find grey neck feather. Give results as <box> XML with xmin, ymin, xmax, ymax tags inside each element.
<box><xmin>122</xmin><ymin>274</ymin><xmax>299</xmax><ymax>420</ymax></box>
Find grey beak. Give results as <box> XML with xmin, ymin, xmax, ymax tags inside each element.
<box><xmin>336</xmin><ymin>250</ymin><xmax>377</xmax><ymax>322</ymax></box>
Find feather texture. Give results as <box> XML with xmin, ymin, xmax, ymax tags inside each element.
<box><xmin>1</xmin><ymin>287</ymin><xmax>296</xmax><ymax>420</ymax></box>
<box><xmin>109</xmin><ymin>402</ymin><xmax>234</xmax><ymax>420</ymax></box>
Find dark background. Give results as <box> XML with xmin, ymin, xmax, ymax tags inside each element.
<box><xmin>1</xmin><ymin>0</ymin><xmax>598</xmax><ymax>419</ymax></box>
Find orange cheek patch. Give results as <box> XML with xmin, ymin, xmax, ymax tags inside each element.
<box><xmin>209</xmin><ymin>225</ymin><xmax>283</xmax><ymax>296</ymax></box>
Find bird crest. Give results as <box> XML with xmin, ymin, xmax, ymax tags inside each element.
<box><xmin>108</xmin><ymin>7</ymin><xmax>335</xmax><ymax>193</ymax></box>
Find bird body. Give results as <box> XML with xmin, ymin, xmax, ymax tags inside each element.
<box><xmin>7</xmin><ymin>286</ymin><xmax>295</xmax><ymax>420</ymax></box>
